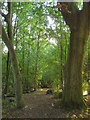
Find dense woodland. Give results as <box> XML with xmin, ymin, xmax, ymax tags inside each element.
<box><xmin>0</xmin><ymin>1</ymin><xmax>90</xmax><ymax>118</ymax></box>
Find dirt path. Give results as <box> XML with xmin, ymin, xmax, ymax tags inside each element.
<box><xmin>5</xmin><ymin>89</ymin><xmax>67</xmax><ymax>118</ymax></box>
<box><xmin>22</xmin><ymin>89</ymin><xmax>67</xmax><ymax>118</ymax></box>
<box><xmin>3</xmin><ymin>89</ymin><xmax>90</xmax><ymax>118</ymax></box>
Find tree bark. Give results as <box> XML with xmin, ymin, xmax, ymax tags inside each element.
<box><xmin>63</xmin><ymin>14</ymin><xmax>89</xmax><ymax>109</ymax></box>
<box><xmin>57</xmin><ymin>2</ymin><xmax>90</xmax><ymax>108</ymax></box>
<box><xmin>27</xmin><ymin>45</ymin><xmax>30</xmax><ymax>77</ymax></box>
<box><xmin>1</xmin><ymin>25</ymin><xmax>25</xmax><ymax>108</ymax></box>
<box><xmin>34</xmin><ymin>31</ymin><xmax>40</xmax><ymax>91</ymax></box>
<box><xmin>3</xmin><ymin>51</ymin><xmax>11</xmax><ymax>96</ymax></box>
<box><xmin>21</xmin><ymin>35</ymin><xmax>25</xmax><ymax>89</ymax></box>
<box><xmin>87</xmin><ymin>50</ymin><xmax>90</xmax><ymax>95</ymax></box>
<box><xmin>65</xmin><ymin>33</ymin><xmax>67</xmax><ymax>63</ymax></box>
<box><xmin>60</xmin><ymin>24</ymin><xmax>63</xmax><ymax>91</ymax></box>
<box><xmin>0</xmin><ymin>2</ymin><xmax>25</xmax><ymax>108</ymax></box>
<box><xmin>60</xmin><ymin>42</ymin><xmax>63</xmax><ymax>91</ymax></box>
<box><xmin>11</xmin><ymin>47</ymin><xmax>25</xmax><ymax>108</ymax></box>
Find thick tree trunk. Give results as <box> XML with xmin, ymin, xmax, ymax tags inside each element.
<box><xmin>57</xmin><ymin>2</ymin><xmax>89</xmax><ymax>108</ymax></box>
<box><xmin>63</xmin><ymin>22</ymin><xmax>88</xmax><ymax>108</ymax></box>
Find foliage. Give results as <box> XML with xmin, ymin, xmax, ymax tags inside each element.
<box><xmin>2</xmin><ymin>1</ymin><xmax>89</xmax><ymax>111</ymax></box>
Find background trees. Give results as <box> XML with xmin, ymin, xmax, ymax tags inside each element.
<box><xmin>1</xmin><ymin>1</ymin><xmax>89</xmax><ymax>109</ymax></box>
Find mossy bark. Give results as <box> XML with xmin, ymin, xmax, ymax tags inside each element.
<box><xmin>11</xmin><ymin>46</ymin><xmax>25</xmax><ymax>108</ymax></box>
<box><xmin>1</xmin><ymin>2</ymin><xmax>25</xmax><ymax>108</ymax></box>
<box><xmin>2</xmin><ymin>27</ymin><xmax>25</xmax><ymax>108</ymax></box>
<box><xmin>63</xmin><ymin>27</ymin><xmax>88</xmax><ymax>108</ymax></box>
<box><xmin>59</xmin><ymin>2</ymin><xmax>89</xmax><ymax>108</ymax></box>
<box><xmin>3</xmin><ymin>52</ymin><xmax>11</xmax><ymax>96</ymax></box>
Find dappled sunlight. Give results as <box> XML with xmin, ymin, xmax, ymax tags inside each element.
<box><xmin>83</xmin><ymin>91</ymin><xmax>88</xmax><ymax>96</ymax></box>
<box><xmin>1</xmin><ymin>1</ymin><xmax>89</xmax><ymax>119</ymax></box>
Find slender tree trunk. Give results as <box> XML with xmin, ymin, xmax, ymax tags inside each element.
<box><xmin>15</xmin><ymin>28</ymin><xmax>18</xmax><ymax>50</ymax></box>
<box><xmin>22</xmin><ymin>35</ymin><xmax>25</xmax><ymax>73</ymax></box>
<box><xmin>27</xmin><ymin>45</ymin><xmax>30</xmax><ymax>77</ymax></box>
<box><xmin>34</xmin><ymin>32</ymin><xmax>40</xmax><ymax>91</ymax></box>
<box><xmin>87</xmin><ymin>43</ymin><xmax>90</xmax><ymax>95</ymax></box>
<box><xmin>21</xmin><ymin>35</ymin><xmax>25</xmax><ymax>89</ymax></box>
<box><xmin>26</xmin><ymin>45</ymin><xmax>30</xmax><ymax>89</ymax></box>
<box><xmin>65</xmin><ymin>33</ymin><xmax>67</xmax><ymax>63</ymax></box>
<box><xmin>60</xmin><ymin>24</ymin><xmax>63</xmax><ymax>91</ymax></box>
<box><xmin>60</xmin><ymin>43</ymin><xmax>63</xmax><ymax>91</ymax></box>
<box><xmin>3</xmin><ymin>52</ymin><xmax>11</xmax><ymax>96</ymax></box>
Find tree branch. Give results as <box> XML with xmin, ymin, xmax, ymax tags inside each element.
<box><xmin>53</xmin><ymin>4</ymin><xmax>71</xmax><ymax>14</ymax></box>
<box><xmin>57</xmin><ymin>2</ymin><xmax>79</xmax><ymax>30</ymax></box>
<box><xmin>0</xmin><ymin>2</ymin><xmax>12</xmax><ymax>24</ymax></box>
<box><xmin>0</xmin><ymin>10</ymin><xmax>9</xmax><ymax>23</ymax></box>
<box><xmin>0</xmin><ymin>20</ymin><xmax>13</xmax><ymax>52</ymax></box>
<box><xmin>0</xmin><ymin>20</ymin><xmax>9</xmax><ymax>43</ymax></box>
<box><xmin>0</xmin><ymin>10</ymin><xmax>6</xmax><ymax>18</ymax></box>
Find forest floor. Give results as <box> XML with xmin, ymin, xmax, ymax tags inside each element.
<box><xmin>2</xmin><ymin>88</ymin><xmax>90</xmax><ymax>118</ymax></box>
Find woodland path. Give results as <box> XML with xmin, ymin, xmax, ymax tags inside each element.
<box><xmin>5</xmin><ymin>89</ymin><xmax>68</xmax><ymax>118</ymax></box>
<box><xmin>3</xmin><ymin>89</ymin><xmax>90</xmax><ymax>118</ymax></box>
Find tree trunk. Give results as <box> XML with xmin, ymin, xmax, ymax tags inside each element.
<box><xmin>0</xmin><ymin>11</ymin><xmax>24</xmax><ymax>108</ymax></box>
<box><xmin>22</xmin><ymin>35</ymin><xmax>25</xmax><ymax>74</ymax></box>
<box><xmin>26</xmin><ymin>45</ymin><xmax>30</xmax><ymax>89</ymax></box>
<box><xmin>2</xmin><ymin>34</ymin><xmax>25</xmax><ymax>108</ymax></box>
<box><xmin>27</xmin><ymin>45</ymin><xmax>30</xmax><ymax>77</ymax></box>
<box><xmin>60</xmin><ymin>24</ymin><xmax>63</xmax><ymax>91</ymax></box>
<box><xmin>87</xmin><ymin>42</ymin><xmax>90</xmax><ymax>95</ymax></box>
<box><xmin>65</xmin><ymin>33</ymin><xmax>67</xmax><ymax>63</ymax></box>
<box><xmin>56</xmin><ymin>2</ymin><xmax>90</xmax><ymax>108</ymax></box>
<box><xmin>3</xmin><ymin>52</ymin><xmax>11</xmax><ymax>96</ymax></box>
<box><xmin>11</xmin><ymin>47</ymin><xmax>24</xmax><ymax>108</ymax></box>
<box><xmin>63</xmin><ymin>23</ymin><xmax>89</xmax><ymax>108</ymax></box>
<box><xmin>2</xmin><ymin>26</ymin><xmax>25</xmax><ymax>108</ymax></box>
<box><xmin>60</xmin><ymin>43</ymin><xmax>63</xmax><ymax>91</ymax></box>
<box><xmin>34</xmin><ymin>31</ymin><xmax>40</xmax><ymax>91</ymax></box>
